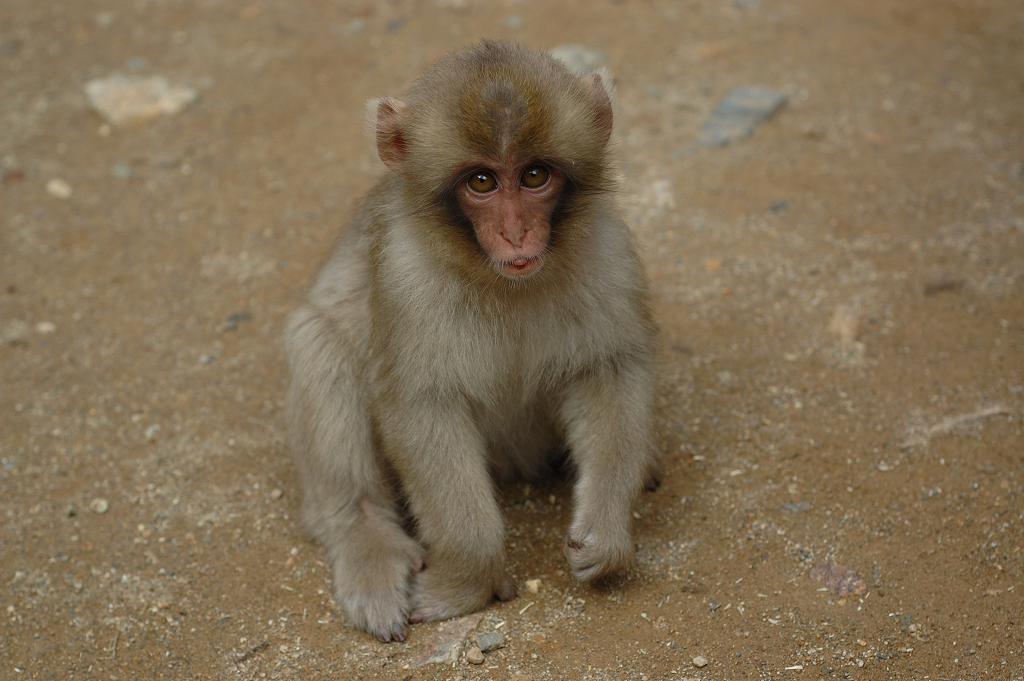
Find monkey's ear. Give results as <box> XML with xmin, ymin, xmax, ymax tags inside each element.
<box><xmin>374</xmin><ymin>98</ymin><xmax>410</xmax><ymax>173</ymax></box>
<box><xmin>584</xmin><ymin>70</ymin><xmax>614</xmax><ymax>147</ymax></box>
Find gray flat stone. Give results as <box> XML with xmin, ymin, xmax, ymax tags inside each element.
<box><xmin>550</xmin><ymin>44</ymin><xmax>608</xmax><ymax>75</ymax></box>
<box><xmin>410</xmin><ymin>612</ymin><xmax>483</xmax><ymax>666</ymax></box>
<box><xmin>699</xmin><ymin>86</ymin><xmax>786</xmax><ymax>147</ymax></box>
<box><xmin>476</xmin><ymin>632</ymin><xmax>504</xmax><ymax>652</ymax></box>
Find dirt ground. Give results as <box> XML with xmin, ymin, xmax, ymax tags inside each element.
<box><xmin>2</xmin><ymin>0</ymin><xmax>1023</xmax><ymax>679</ymax></box>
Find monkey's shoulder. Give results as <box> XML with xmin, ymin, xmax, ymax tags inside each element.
<box><xmin>300</xmin><ymin>214</ymin><xmax>377</xmax><ymax>338</ymax></box>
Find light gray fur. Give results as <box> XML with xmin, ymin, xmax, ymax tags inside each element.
<box><xmin>286</xmin><ymin>125</ymin><xmax>656</xmax><ymax>645</ymax></box>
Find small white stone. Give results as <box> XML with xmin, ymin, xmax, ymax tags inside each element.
<box><xmin>84</xmin><ymin>74</ymin><xmax>197</xmax><ymax>125</ymax></box>
<box><xmin>47</xmin><ymin>179</ymin><xmax>72</xmax><ymax>199</ymax></box>
<box><xmin>89</xmin><ymin>498</ymin><xmax>110</xmax><ymax>514</ymax></box>
<box><xmin>692</xmin><ymin>655</ymin><xmax>709</xmax><ymax>668</ymax></box>
<box><xmin>525</xmin><ymin>579</ymin><xmax>540</xmax><ymax>594</ymax></box>
<box><xmin>35</xmin><ymin>321</ymin><xmax>57</xmax><ymax>334</ymax></box>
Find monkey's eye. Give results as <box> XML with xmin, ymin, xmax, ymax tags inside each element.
<box><xmin>520</xmin><ymin>166</ymin><xmax>549</xmax><ymax>189</ymax></box>
<box><xmin>468</xmin><ymin>172</ymin><xmax>497</xmax><ymax>193</ymax></box>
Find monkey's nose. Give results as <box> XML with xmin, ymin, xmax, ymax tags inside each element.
<box><xmin>500</xmin><ymin>228</ymin><xmax>525</xmax><ymax>248</ymax></box>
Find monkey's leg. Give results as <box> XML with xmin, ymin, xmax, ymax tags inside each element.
<box><xmin>380</xmin><ymin>397</ymin><xmax>516</xmax><ymax>623</ymax></box>
<box><xmin>285</xmin><ymin>308</ymin><xmax>424</xmax><ymax>642</ymax></box>
<box><xmin>560</xmin><ymin>361</ymin><xmax>656</xmax><ymax>581</ymax></box>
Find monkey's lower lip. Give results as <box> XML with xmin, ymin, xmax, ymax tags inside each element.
<box><xmin>501</xmin><ymin>256</ymin><xmax>542</xmax><ymax>277</ymax></box>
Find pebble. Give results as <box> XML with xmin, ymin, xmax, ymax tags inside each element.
<box><xmin>829</xmin><ymin>303</ymin><xmax>863</xmax><ymax>347</ymax></box>
<box><xmin>84</xmin><ymin>74</ymin><xmax>198</xmax><ymax>125</ymax></box>
<box><xmin>924</xmin><ymin>273</ymin><xmax>961</xmax><ymax>294</ymax></box>
<box><xmin>1</xmin><ymin>319</ymin><xmax>31</xmax><ymax>345</ymax></box>
<box><xmin>642</xmin><ymin>179</ymin><xmax>676</xmax><ymax>212</ymax></box>
<box><xmin>643</xmin><ymin>84</ymin><xmax>663</xmax><ymax>100</ymax></box>
<box><xmin>525</xmin><ymin>578</ymin><xmax>541</xmax><ymax>594</ymax></box>
<box><xmin>47</xmin><ymin>178</ymin><xmax>72</xmax><ymax>199</ymax></box>
<box><xmin>1</xmin><ymin>167</ymin><xmax>25</xmax><ymax>183</ymax></box>
<box><xmin>699</xmin><ymin>86</ymin><xmax>786</xmax><ymax>147</ymax></box>
<box><xmin>465</xmin><ymin>645</ymin><xmax>485</xmax><ymax>664</ymax></box>
<box><xmin>692</xmin><ymin>655</ymin><xmax>709</xmax><ymax>668</ymax></box>
<box><xmin>89</xmin><ymin>498</ymin><xmax>110</xmax><ymax>514</ymax></box>
<box><xmin>111</xmin><ymin>163</ymin><xmax>133</xmax><ymax>179</ymax></box>
<box><xmin>35</xmin><ymin>321</ymin><xmax>56</xmax><ymax>334</ymax></box>
<box><xmin>476</xmin><ymin>632</ymin><xmax>503</xmax><ymax>652</ymax></box>
<box><xmin>550</xmin><ymin>44</ymin><xmax>608</xmax><ymax>75</ymax></box>
<box><xmin>223</xmin><ymin>312</ymin><xmax>253</xmax><ymax>331</ymax></box>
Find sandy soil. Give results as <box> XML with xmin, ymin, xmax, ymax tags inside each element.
<box><xmin>2</xmin><ymin>0</ymin><xmax>1023</xmax><ymax>679</ymax></box>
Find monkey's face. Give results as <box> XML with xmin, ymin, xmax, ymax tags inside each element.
<box><xmin>454</xmin><ymin>160</ymin><xmax>564</xmax><ymax>279</ymax></box>
<box><xmin>373</xmin><ymin>42</ymin><xmax>614</xmax><ymax>284</ymax></box>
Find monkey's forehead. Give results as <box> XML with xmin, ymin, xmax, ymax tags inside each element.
<box><xmin>404</xmin><ymin>43</ymin><xmax>609</xmax><ymax>180</ymax></box>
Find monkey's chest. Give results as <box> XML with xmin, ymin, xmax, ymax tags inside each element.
<box><xmin>431</xmin><ymin>314</ymin><xmax>599</xmax><ymax>393</ymax></box>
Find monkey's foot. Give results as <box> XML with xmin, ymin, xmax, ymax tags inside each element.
<box><xmin>332</xmin><ymin>539</ymin><xmax>424</xmax><ymax>642</ymax></box>
<box><xmin>407</xmin><ymin>569</ymin><xmax>515</xmax><ymax>624</ymax></box>
<box><xmin>563</xmin><ymin>525</ymin><xmax>635</xmax><ymax>581</ymax></box>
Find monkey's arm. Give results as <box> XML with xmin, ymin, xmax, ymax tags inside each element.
<box><xmin>377</xmin><ymin>391</ymin><xmax>516</xmax><ymax>622</ymax></box>
<box><xmin>285</xmin><ymin>304</ymin><xmax>426</xmax><ymax>642</ymax></box>
<box><xmin>560</xmin><ymin>356</ymin><xmax>656</xmax><ymax>580</ymax></box>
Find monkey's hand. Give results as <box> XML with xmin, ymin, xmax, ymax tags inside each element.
<box><xmin>563</xmin><ymin>521</ymin><xmax>635</xmax><ymax>581</ymax></box>
<box><xmin>408</xmin><ymin>564</ymin><xmax>516</xmax><ymax>624</ymax></box>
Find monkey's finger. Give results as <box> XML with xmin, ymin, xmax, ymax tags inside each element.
<box><xmin>495</xmin><ymin>577</ymin><xmax>517</xmax><ymax>602</ymax></box>
<box><xmin>643</xmin><ymin>468</ymin><xmax>662</xmax><ymax>492</ymax></box>
<box><xmin>375</xmin><ymin>623</ymin><xmax>408</xmax><ymax>642</ymax></box>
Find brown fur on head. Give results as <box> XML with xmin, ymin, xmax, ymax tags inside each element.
<box><xmin>378</xmin><ymin>42</ymin><xmax>613</xmax><ymax>187</ymax></box>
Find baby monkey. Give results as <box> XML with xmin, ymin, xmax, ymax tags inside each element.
<box><xmin>285</xmin><ymin>41</ymin><xmax>657</xmax><ymax>641</ymax></box>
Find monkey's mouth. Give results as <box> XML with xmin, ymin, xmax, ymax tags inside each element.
<box><xmin>498</xmin><ymin>255</ymin><xmax>543</xmax><ymax>278</ymax></box>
